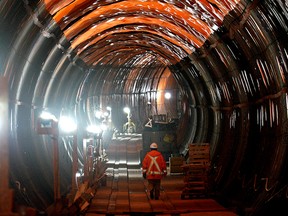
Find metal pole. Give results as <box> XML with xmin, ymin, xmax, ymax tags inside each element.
<box><xmin>52</xmin><ymin>133</ymin><xmax>60</xmax><ymax>201</ymax></box>
<box><xmin>71</xmin><ymin>133</ymin><xmax>78</xmax><ymax>193</ymax></box>
<box><xmin>83</xmin><ymin>139</ymin><xmax>88</xmax><ymax>178</ymax></box>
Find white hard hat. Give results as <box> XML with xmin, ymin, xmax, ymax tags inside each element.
<box><xmin>150</xmin><ymin>143</ymin><xmax>158</xmax><ymax>149</ymax></box>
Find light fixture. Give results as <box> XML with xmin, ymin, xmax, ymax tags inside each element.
<box><xmin>95</xmin><ymin>110</ymin><xmax>102</xmax><ymax>119</ymax></box>
<box><xmin>86</xmin><ymin>124</ymin><xmax>102</xmax><ymax>134</ymax></box>
<box><xmin>38</xmin><ymin>111</ymin><xmax>58</xmax><ymax>133</ymax></box>
<box><xmin>123</xmin><ymin>107</ymin><xmax>130</xmax><ymax>114</ymax></box>
<box><xmin>164</xmin><ymin>92</ymin><xmax>171</xmax><ymax>99</ymax></box>
<box><xmin>59</xmin><ymin>116</ymin><xmax>77</xmax><ymax>133</ymax></box>
<box><xmin>40</xmin><ymin>111</ymin><xmax>57</xmax><ymax>121</ymax></box>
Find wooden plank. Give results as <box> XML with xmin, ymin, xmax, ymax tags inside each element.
<box><xmin>188</xmin><ymin>143</ymin><xmax>210</xmax><ymax>166</ymax></box>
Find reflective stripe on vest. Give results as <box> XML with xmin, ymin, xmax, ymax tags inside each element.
<box><xmin>147</xmin><ymin>155</ymin><xmax>161</xmax><ymax>175</ymax></box>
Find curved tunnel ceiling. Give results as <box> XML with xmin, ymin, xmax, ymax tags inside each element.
<box><xmin>44</xmin><ymin>0</ymin><xmax>237</xmax><ymax>66</ymax></box>
<box><xmin>1</xmin><ymin>0</ymin><xmax>288</xmax><ymax>215</ymax></box>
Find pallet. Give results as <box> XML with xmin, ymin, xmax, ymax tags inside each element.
<box><xmin>181</xmin><ymin>143</ymin><xmax>210</xmax><ymax>199</ymax></box>
<box><xmin>188</xmin><ymin>143</ymin><xmax>210</xmax><ymax>166</ymax></box>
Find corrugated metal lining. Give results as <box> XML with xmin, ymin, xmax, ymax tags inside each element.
<box><xmin>1</xmin><ymin>0</ymin><xmax>288</xmax><ymax>214</ymax></box>
<box><xmin>43</xmin><ymin>0</ymin><xmax>237</xmax><ymax>67</ymax></box>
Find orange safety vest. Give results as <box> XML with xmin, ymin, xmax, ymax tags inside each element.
<box><xmin>142</xmin><ymin>150</ymin><xmax>167</xmax><ymax>179</ymax></box>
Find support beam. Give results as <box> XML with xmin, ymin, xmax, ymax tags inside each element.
<box><xmin>0</xmin><ymin>76</ymin><xmax>18</xmax><ymax>215</ymax></box>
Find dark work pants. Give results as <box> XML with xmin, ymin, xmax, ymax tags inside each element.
<box><xmin>147</xmin><ymin>179</ymin><xmax>161</xmax><ymax>199</ymax></box>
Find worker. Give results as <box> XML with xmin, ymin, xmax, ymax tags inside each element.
<box><xmin>142</xmin><ymin>143</ymin><xmax>167</xmax><ymax>200</ymax></box>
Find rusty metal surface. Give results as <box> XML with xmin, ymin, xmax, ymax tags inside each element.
<box><xmin>43</xmin><ymin>0</ymin><xmax>239</xmax><ymax>67</ymax></box>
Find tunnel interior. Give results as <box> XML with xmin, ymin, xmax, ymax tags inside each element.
<box><xmin>1</xmin><ymin>0</ymin><xmax>288</xmax><ymax>215</ymax></box>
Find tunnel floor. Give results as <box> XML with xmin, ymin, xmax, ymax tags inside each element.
<box><xmin>83</xmin><ymin>135</ymin><xmax>238</xmax><ymax>216</ymax></box>
<box><xmin>84</xmin><ymin>172</ymin><xmax>238</xmax><ymax>216</ymax></box>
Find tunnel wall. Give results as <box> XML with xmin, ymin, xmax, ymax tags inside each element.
<box><xmin>169</xmin><ymin>0</ymin><xmax>288</xmax><ymax>213</ymax></box>
<box><xmin>1</xmin><ymin>0</ymin><xmax>288</xmax><ymax>214</ymax></box>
